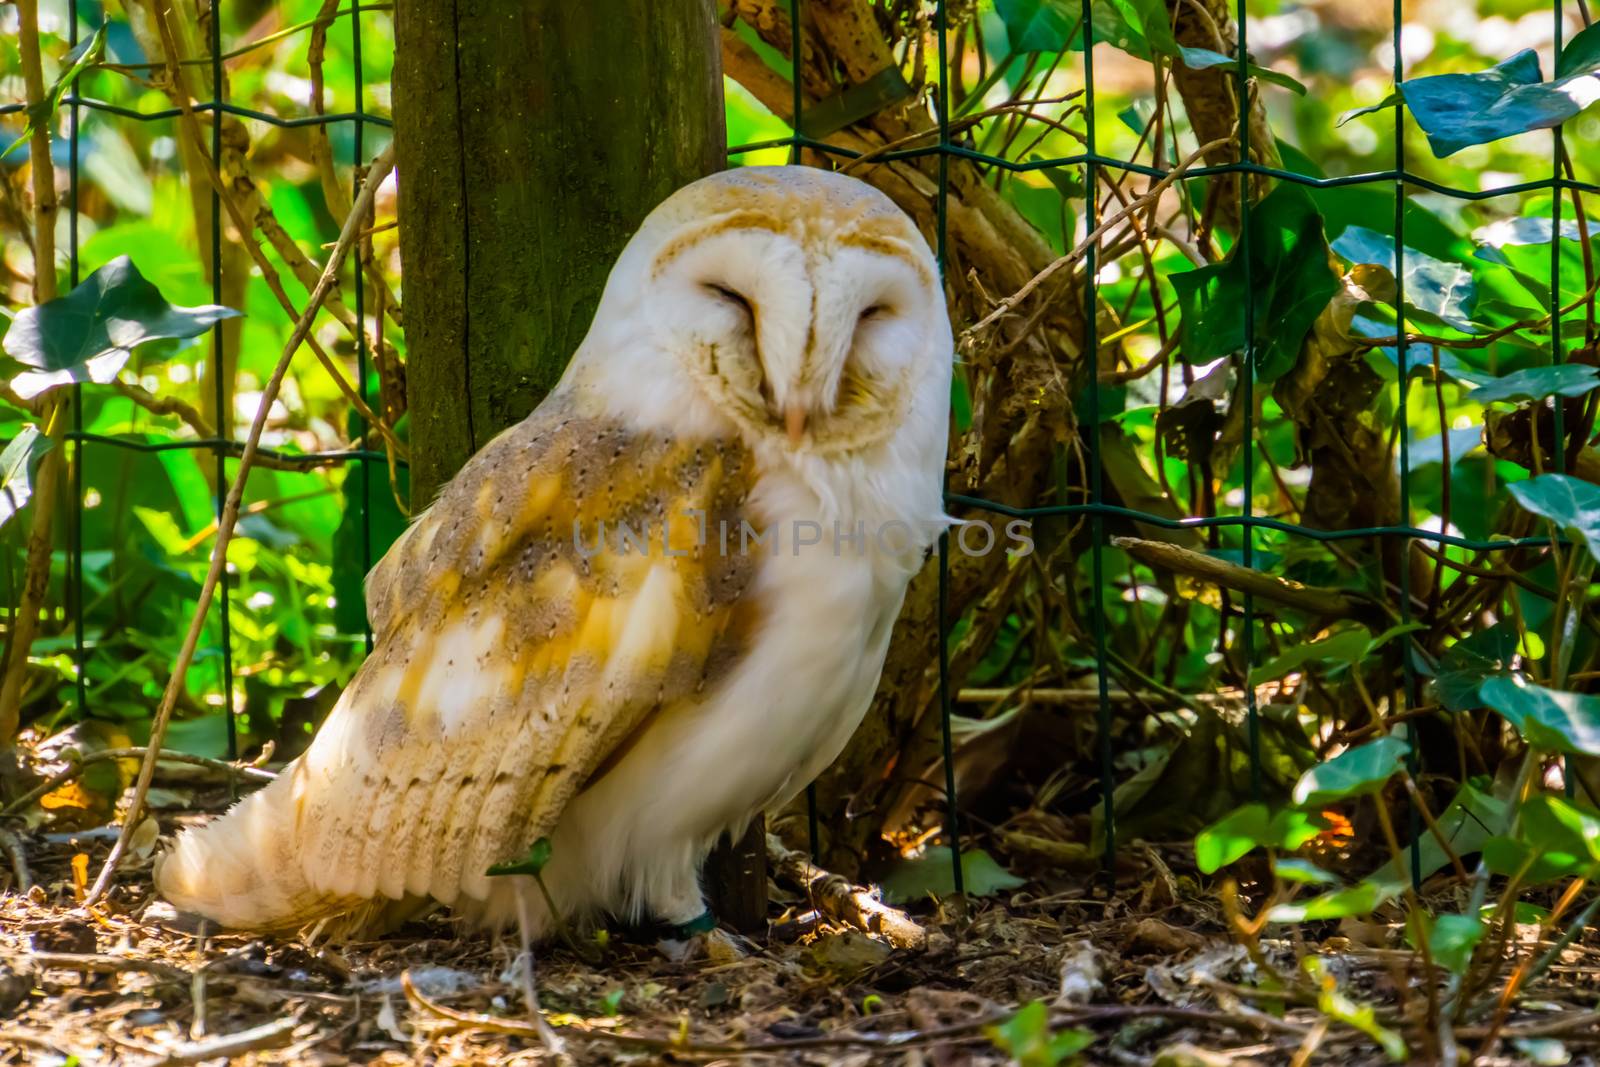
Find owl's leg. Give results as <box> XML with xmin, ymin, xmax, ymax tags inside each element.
<box><xmin>643</xmin><ymin>862</ymin><xmax>749</xmax><ymax>963</ymax></box>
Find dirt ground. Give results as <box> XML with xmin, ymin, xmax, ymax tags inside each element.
<box><xmin>2</xmin><ymin>817</ymin><xmax>1598</xmax><ymax>1066</ymax></box>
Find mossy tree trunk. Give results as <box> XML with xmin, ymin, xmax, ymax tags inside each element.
<box><xmin>393</xmin><ymin>0</ymin><xmax>726</xmax><ymax>504</ymax></box>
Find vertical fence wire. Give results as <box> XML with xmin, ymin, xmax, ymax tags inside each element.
<box><xmin>68</xmin><ymin>0</ymin><xmax>86</xmax><ymax>718</ymax></box>
<box><xmin>208</xmin><ymin>0</ymin><xmax>238</xmax><ymax>761</ymax></box>
<box><xmin>1078</xmin><ymin>0</ymin><xmax>1117</xmax><ymax>879</ymax></box>
<box><xmin>1391</xmin><ymin>0</ymin><xmax>1423</xmax><ymax>888</ymax></box>
<box><xmin>787</xmin><ymin>0</ymin><xmax>824</xmax><ymax>868</ymax></box>
<box><xmin>1234</xmin><ymin>0</ymin><xmax>1262</xmax><ymax>803</ymax></box>
<box><xmin>933</xmin><ymin>0</ymin><xmax>964</xmax><ymax>899</ymax></box>
<box><xmin>353</xmin><ymin>0</ymin><xmax>374</xmax><ymax>657</ymax></box>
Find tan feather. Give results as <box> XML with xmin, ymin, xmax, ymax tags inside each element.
<box><xmin>156</xmin><ymin>394</ymin><xmax>760</xmax><ymax>934</ymax></box>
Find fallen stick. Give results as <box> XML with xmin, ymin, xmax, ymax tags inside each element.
<box><xmin>765</xmin><ymin>834</ymin><xmax>927</xmax><ymax>950</ymax></box>
<box><xmin>150</xmin><ymin>1016</ymin><xmax>299</xmax><ymax>1066</ymax></box>
<box><xmin>1112</xmin><ymin>536</ymin><xmax>1367</xmax><ymax>618</ymax></box>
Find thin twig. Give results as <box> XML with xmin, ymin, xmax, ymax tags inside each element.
<box><xmin>84</xmin><ymin>142</ymin><xmax>397</xmax><ymax>907</ymax></box>
<box><xmin>16</xmin><ymin>951</ymin><xmax>190</xmax><ymax>983</ymax></box>
<box><xmin>0</xmin><ymin>826</ymin><xmax>32</xmax><ymax>892</ymax></box>
<box><xmin>962</xmin><ymin>138</ymin><xmax>1229</xmax><ymax>337</ymax></box>
<box><xmin>1</xmin><ymin>746</ymin><xmax>275</xmax><ymax>818</ymax></box>
<box><xmin>150</xmin><ymin>1016</ymin><xmax>300</xmax><ymax>1066</ymax></box>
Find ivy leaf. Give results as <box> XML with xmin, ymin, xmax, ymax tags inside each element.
<box><xmin>1518</xmin><ymin>794</ymin><xmax>1600</xmax><ymax>864</ymax></box>
<box><xmin>0</xmin><ymin>24</ymin><xmax>107</xmax><ymax>162</ymax></box>
<box><xmin>1400</xmin><ymin>44</ymin><xmax>1600</xmax><ymax>158</ymax></box>
<box><xmin>880</xmin><ymin>847</ymin><xmax>1025</xmax><ymax>904</ymax></box>
<box><xmin>1171</xmin><ymin>183</ymin><xmax>1340</xmax><ymax>382</ymax></box>
<box><xmin>1304</xmin><ymin>957</ymin><xmax>1409</xmax><ymax>1062</ymax></box>
<box><xmin>994</xmin><ymin>0</ymin><xmax>1077</xmax><ymax>53</ymax></box>
<box><xmin>486</xmin><ymin>836</ymin><xmax>553</xmax><ymax>877</ymax></box>
<box><xmin>1557</xmin><ymin>22</ymin><xmax>1600</xmax><ymax>79</ymax></box>
<box><xmin>1248</xmin><ymin>627</ymin><xmax>1370</xmax><ymax>686</ymax></box>
<box><xmin>0</xmin><ymin>426</ymin><xmax>52</xmax><ymax>531</ymax></box>
<box><xmin>1508</xmin><ymin>474</ymin><xmax>1600</xmax><ymax>557</ymax></box>
<box><xmin>1269</xmin><ymin>878</ymin><xmax>1399</xmax><ymax>922</ymax></box>
<box><xmin>1407</xmin><ymin>425</ymin><xmax>1482</xmax><ymax>471</ymax></box>
<box><xmin>1469</xmin><ymin>365</ymin><xmax>1600</xmax><ymax>405</ymax></box>
<box><xmin>2</xmin><ymin>256</ymin><xmax>241</xmax><ymax>400</ymax></box>
<box><xmin>1332</xmin><ymin>226</ymin><xmax>1477</xmax><ymax>331</ymax></box>
<box><xmin>1171</xmin><ymin>45</ymin><xmax>1308</xmax><ymax>94</ymax></box>
<box><xmin>1422</xmin><ymin>913</ymin><xmax>1484</xmax><ymax>977</ymax></box>
<box><xmin>1078</xmin><ymin>0</ymin><xmax>1304</xmax><ymax>91</ymax></box>
<box><xmin>1431</xmin><ymin>625</ymin><xmax>1516</xmax><ymax>711</ymax></box>
<box><xmin>1292</xmin><ymin>736</ymin><xmax>1410</xmax><ymax>808</ymax></box>
<box><xmin>1273</xmin><ymin>858</ymin><xmax>1341</xmax><ymax>885</ymax></box>
<box><xmin>1194</xmin><ymin>804</ymin><xmax>1323</xmax><ymax>872</ymax></box>
<box><xmin>1483</xmin><ymin>835</ymin><xmax>1589</xmax><ymax>884</ymax></box>
<box><xmin>1480</xmin><ymin>675</ymin><xmax>1600</xmax><ymax>756</ymax></box>
<box><xmin>986</xmin><ymin>1000</ymin><xmax>1093</xmax><ymax>1066</ymax></box>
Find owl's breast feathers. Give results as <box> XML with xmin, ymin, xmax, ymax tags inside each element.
<box><xmin>156</xmin><ymin>396</ymin><xmax>766</xmax><ymax>931</ymax></box>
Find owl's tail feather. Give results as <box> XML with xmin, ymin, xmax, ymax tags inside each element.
<box><xmin>154</xmin><ymin>771</ymin><xmax>358</xmax><ymax>934</ymax></box>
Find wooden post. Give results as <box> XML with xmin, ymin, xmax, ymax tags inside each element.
<box><xmin>392</xmin><ymin>0</ymin><xmax>727</xmax><ymax>503</ymax></box>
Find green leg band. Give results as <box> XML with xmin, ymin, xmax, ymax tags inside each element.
<box><xmin>668</xmin><ymin>910</ymin><xmax>717</xmax><ymax>939</ymax></box>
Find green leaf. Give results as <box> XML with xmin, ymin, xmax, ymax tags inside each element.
<box><xmin>1273</xmin><ymin>858</ymin><xmax>1341</xmax><ymax>885</ymax></box>
<box><xmin>1082</xmin><ymin>0</ymin><xmax>1303</xmax><ymax>91</ymax></box>
<box><xmin>1170</xmin><ymin>183</ymin><xmax>1340</xmax><ymax>382</ymax></box>
<box><xmin>1195</xmin><ymin>804</ymin><xmax>1324</xmax><ymax>872</ymax></box>
<box><xmin>1248</xmin><ymin>627</ymin><xmax>1371</xmax><ymax>686</ymax></box>
<box><xmin>1304</xmin><ymin>957</ymin><xmax>1410</xmax><ymax>1061</ymax></box>
<box><xmin>1173</xmin><ymin>45</ymin><xmax>1307</xmax><ymax>94</ymax></box>
<box><xmin>1510</xmin><ymin>474</ymin><xmax>1600</xmax><ymax>558</ymax></box>
<box><xmin>2</xmin><ymin>256</ymin><xmax>241</xmax><ymax>400</ymax></box>
<box><xmin>1408</xmin><ymin>426</ymin><xmax>1482</xmax><ymax>470</ymax></box>
<box><xmin>487</xmin><ymin>836</ymin><xmax>553</xmax><ymax>877</ymax></box>
<box><xmin>1268</xmin><ymin>878</ymin><xmax>1399</xmax><ymax>922</ymax></box>
<box><xmin>1556</xmin><ymin>22</ymin><xmax>1600</xmax><ymax>79</ymax></box>
<box><xmin>1292</xmin><ymin>736</ymin><xmax>1410</xmax><ymax>808</ymax></box>
<box><xmin>0</xmin><ymin>425</ymin><xmax>51</xmax><ymax>531</ymax></box>
<box><xmin>1469</xmin><ymin>365</ymin><xmax>1600</xmax><ymax>405</ymax></box>
<box><xmin>1196</xmin><ymin>803</ymin><xmax>1269</xmax><ymax>872</ymax></box>
<box><xmin>995</xmin><ymin>0</ymin><xmax>1077</xmax><ymax>53</ymax></box>
<box><xmin>1338</xmin><ymin>91</ymin><xmax>1400</xmax><ymax>127</ymax></box>
<box><xmin>1332</xmin><ymin>226</ymin><xmax>1477</xmax><ymax>331</ymax></box>
<box><xmin>986</xmin><ymin>1000</ymin><xmax>1093</xmax><ymax>1067</ymax></box>
<box><xmin>880</xmin><ymin>847</ymin><xmax>1025</xmax><ymax>904</ymax></box>
<box><xmin>1400</xmin><ymin>47</ymin><xmax>1600</xmax><ymax>158</ymax></box>
<box><xmin>1481</xmin><ymin>676</ymin><xmax>1600</xmax><ymax>756</ymax></box>
<box><xmin>1425</xmin><ymin>914</ymin><xmax>1484</xmax><ymax>976</ymax></box>
<box><xmin>1519</xmin><ymin>794</ymin><xmax>1600</xmax><ymax>864</ymax></box>
<box><xmin>1</xmin><ymin>24</ymin><xmax>107</xmax><ymax>162</ymax></box>
<box><xmin>1432</xmin><ymin>625</ymin><xmax>1517</xmax><ymax>712</ymax></box>
<box><xmin>1482</xmin><ymin>835</ymin><xmax>1588</xmax><ymax>884</ymax></box>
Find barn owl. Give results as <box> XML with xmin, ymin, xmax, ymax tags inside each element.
<box><xmin>155</xmin><ymin>166</ymin><xmax>953</xmax><ymax>940</ymax></box>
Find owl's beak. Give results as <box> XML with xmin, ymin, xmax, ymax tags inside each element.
<box><xmin>785</xmin><ymin>403</ymin><xmax>808</xmax><ymax>447</ymax></box>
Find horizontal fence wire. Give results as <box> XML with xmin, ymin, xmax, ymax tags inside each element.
<box><xmin>18</xmin><ymin>0</ymin><xmax>1581</xmax><ymax>899</ymax></box>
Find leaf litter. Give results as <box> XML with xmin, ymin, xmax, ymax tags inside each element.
<box><xmin>1</xmin><ymin>781</ymin><xmax>1597</xmax><ymax>1066</ymax></box>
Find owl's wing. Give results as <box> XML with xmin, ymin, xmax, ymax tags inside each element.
<box><xmin>157</xmin><ymin>395</ymin><xmax>759</xmax><ymax>928</ymax></box>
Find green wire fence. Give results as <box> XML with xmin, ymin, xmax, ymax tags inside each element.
<box><xmin>4</xmin><ymin>0</ymin><xmax>1593</xmax><ymax>907</ymax></box>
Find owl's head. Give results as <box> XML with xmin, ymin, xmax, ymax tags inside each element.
<box><xmin>568</xmin><ymin>166</ymin><xmax>951</xmax><ymax>462</ymax></box>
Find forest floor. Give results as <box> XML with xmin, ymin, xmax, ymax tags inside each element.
<box><xmin>2</xmin><ymin>812</ymin><xmax>1598</xmax><ymax>1066</ymax></box>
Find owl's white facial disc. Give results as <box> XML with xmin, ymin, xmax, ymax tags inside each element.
<box><xmin>568</xmin><ymin>166</ymin><xmax>951</xmax><ymax>461</ymax></box>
